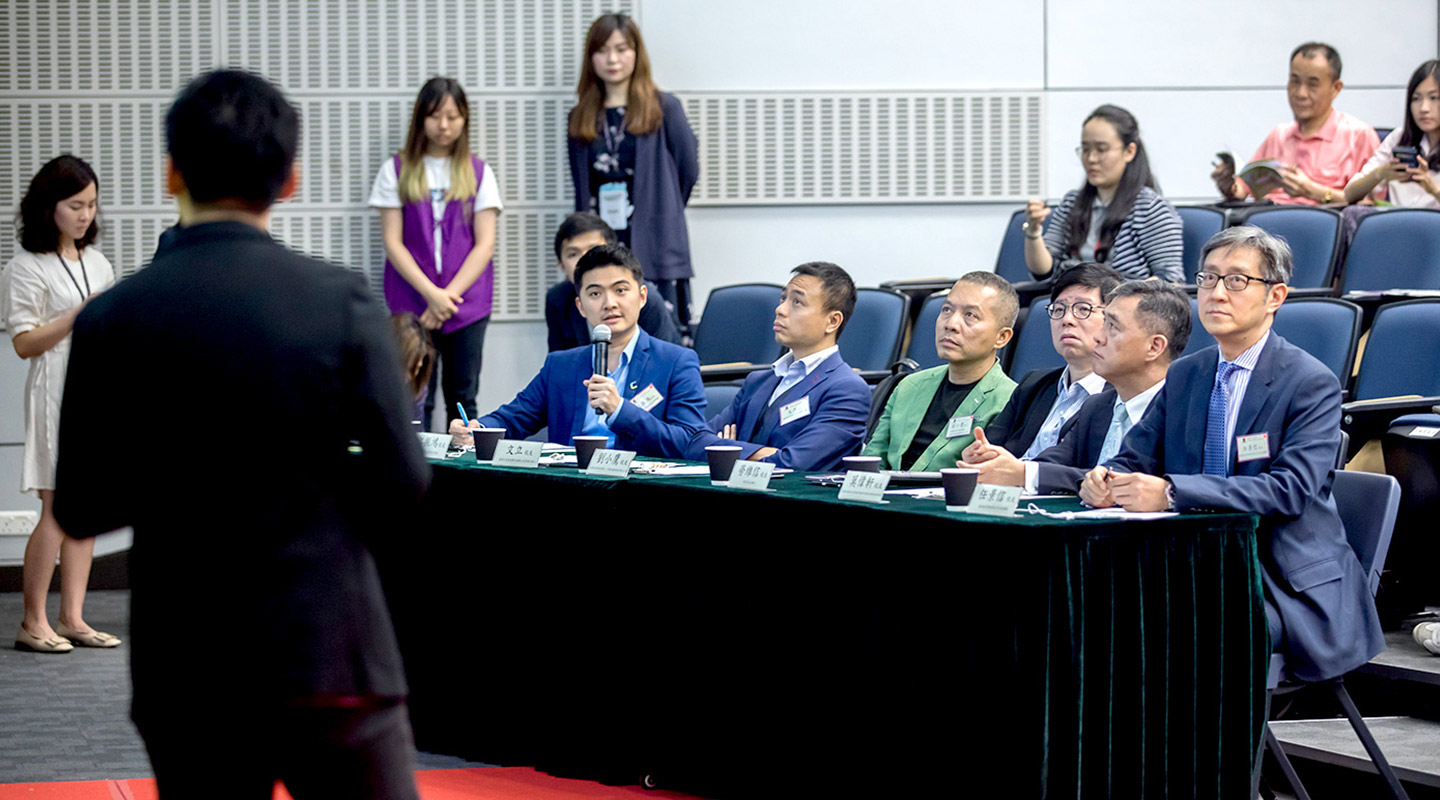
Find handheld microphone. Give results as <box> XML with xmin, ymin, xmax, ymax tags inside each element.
<box><xmin>590</xmin><ymin>324</ymin><xmax>612</xmax><ymax>413</ymax></box>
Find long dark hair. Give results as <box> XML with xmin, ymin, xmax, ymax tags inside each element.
<box><xmin>16</xmin><ymin>154</ymin><xmax>100</xmax><ymax>253</ymax></box>
<box><xmin>399</xmin><ymin>77</ymin><xmax>474</xmax><ymax>204</ymax></box>
<box><xmin>1398</xmin><ymin>60</ymin><xmax>1440</xmax><ymax>171</ymax></box>
<box><xmin>568</xmin><ymin>14</ymin><xmax>662</xmax><ymax>142</ymax></box>
<box><xmin>1065</xmin><ymin>105</ymin><xmax>1158</xmax><ymax>262</ymax></box>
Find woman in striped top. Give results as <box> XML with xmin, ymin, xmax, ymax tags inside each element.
<box><xmin>1023</xmin><ymin>105</ymin><xmax>1184</xmax><ymax>283</ymax></box>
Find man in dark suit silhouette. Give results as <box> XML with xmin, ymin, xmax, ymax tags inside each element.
<box><xmin>54</xmin><ymin>70</ymin><xmax>428</xmax><ymax>798</ymax></box>
<box><xmin>1081</xmin><ymin>226</ymin><xmax>1383</xmax><ymax>682</ymax></box>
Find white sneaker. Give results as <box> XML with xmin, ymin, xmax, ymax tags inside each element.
<box><xmin>1414</xmin><ymin>622</ymin><xmax>1440</xmax><ymax>655</ymax></box>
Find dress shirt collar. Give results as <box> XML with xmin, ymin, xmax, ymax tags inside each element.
<box><xmin>1119</xmin><ymin>379</ymin><xmax>1165</xmax><ymax>425</ymax></box>
<box><xmin>1060</xmin><ymin>368</ymin><xmax>1108</xmax><ymax>398</ymax></box>
<box><xmin>1221</xmin><ymin>329</ymin><xmax>1269</xmax><ymax>374</ymax></box>
<box><xmin>1286</xmin><ymin>108</ymin><xmax>1342</xmax><ymax>143</ymax></box>
<box><xmin>772</xmin><ymin>344</ymin><xmax>839</xmax><ymax>379</ymax></box>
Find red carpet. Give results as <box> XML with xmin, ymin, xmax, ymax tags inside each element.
<box><xmin>0</xmin><ymin>767</ymin><xmax>705</xmax><ymax>800</ymax></box>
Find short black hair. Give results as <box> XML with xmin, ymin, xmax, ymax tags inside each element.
<box><xmin>1292</xmin><ymin>42</ymin><xmax>1342</xmax><ymax>82</ymax></box>
<box><xmin>16</xmin><ymin>154</ymin><xmax>101</xmax><ymax>253</ymax></box>
<box><xmin>1049</xmin><ymin>261</ymin><xmax>1122</xmax><ymax>304</ymax></box>
<box><xmin>790</xmin><ymin>261</ymin><xmax>857</xmax><ymax>340</ymax></box>
<box><xmin>165</xmin><ymin>69</ymin><xmax>299</xmax><ymax>211</ymax></box>
<box><xmin>574</xmin><ymin>243</ymin><xmax>645</xmax><ymax>288</ymax></box>
<box><xmin>554</xmin><ymin>212</ymin><xmax>617</xmax><ymax>260</ymax></box>
<box><xmin>1104</xmin><ymin>280</ymin><xmax>1192</xmax><ymax>361</ymax></box>
<box><xmin>955</xmin><ymin>271</ymin><xmax>1020</xmax><ymax>330</ymax></box>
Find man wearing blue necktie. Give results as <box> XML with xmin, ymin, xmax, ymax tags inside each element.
<box><xmin>1080</xmin><ymin>226</ymin><xmax>1383</xmax><ymax>683</ymax></box>
<box><xmin>960</xmin><ymin>279</ymin><xmax>1189</xmax><ymax>493</ymax></box>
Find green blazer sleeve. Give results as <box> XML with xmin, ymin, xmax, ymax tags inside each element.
<box><xmin>861</xmin><ymin>362</ymin><xmax>1018</xmax><ymax>472</ymax></box>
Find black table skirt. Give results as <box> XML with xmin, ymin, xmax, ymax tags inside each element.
<box><xmin>384</xmin><ymin>460</ymin><xmax>1266</xmax><ymax>798</ymax></box>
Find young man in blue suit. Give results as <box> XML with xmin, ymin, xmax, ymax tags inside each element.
<box><xmin>962</xmin><ymin>280</ymin><xmax>1189</xmax><ymax>494</ymax></box>
<box><xmin>452</xmin><ymin>244</ymin><xmax>704</xmax><ymax>457</ymax></box>
<box><xmin>685</xmin><ymin>262</ymin><xmax>870</xmax><ymax>471</ymax></box>
<box><xmin>1081</xmin><ymin>226</ymin><xmax>1384</xmax><ymax>683</ymax></box>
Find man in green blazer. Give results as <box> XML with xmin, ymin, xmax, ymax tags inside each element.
<box><xmin>862</xmin><ymin>272</ymin><xmax>1018</xmax><ymax>471</ymax></box>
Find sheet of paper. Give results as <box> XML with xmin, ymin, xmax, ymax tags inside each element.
<box><xmin>1066</xmin><ymin>509</ymin><xmax>1179</xmax><ymax>521</ymax></box>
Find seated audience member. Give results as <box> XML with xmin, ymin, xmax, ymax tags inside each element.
<box><xmin>981</xmin><ymin>263</ymin><xmax>1122</xmax><ymax>458</ymax></box>
<box><xmin>1344</xmin><ymin>59</ymin><xmax>1440</xmax><ymax>207</ymax></box>
<box><xmin>1025</xmin><ymin>105</ymin><xmax>1183</xmax><ymax>282</ymax></box>
<box><xmin>961</xmin><ymin>280</ymin><xmax>1189</xmax><ymax>493</ymax></box>
<box><xmin>863</xmin><ymin>272</ymin><xmax>1018</xmax><ymax>470</ymax></box>
<box><xmin>453</xmin><ymin>243</ymin><xmax>703</xmax><ymax>457</ymax></box>
<box><xmin>391</xmin><ymin>312</ymin><xmax>437</xmax><ymax>426</ymax></box>
<box><xmin>545</xmin><ymin>212</ymin><xmax>680</xmax><ymax>351</ymax></box>
<box><xmin>1080</xmin><ymin>226</ymin><xmax>1383</xmax><ymax>682</ymax></box>
<box><xmin>1212</xmin><ymin>42</ymin><xmax>1380</xmax><ymax>206</ymax></box>
<box><xmin>685</xmin><ymin>262</ymin><xmax>870</xmax><ymax>471</ymax></box>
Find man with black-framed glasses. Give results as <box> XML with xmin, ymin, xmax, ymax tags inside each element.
<box><xmin>1081</xmin><ymin>226</ymin><xmax>1383</xmax><ymax>684</ymax></box>
<box><xmin>979</xmin><ymin>262</ymin><xmax>1122</xmax><ymax>458</ymax></box>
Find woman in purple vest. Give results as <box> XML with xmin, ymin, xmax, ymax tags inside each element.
<box><xmin>369</xmin><ymin>77</ymin><xmax>502</xmax><ymax>427</ymax></box>
<box><xmin>568</xmin><ymin>13</ymin><xmax>699</xmax><ymax>331</ymax></box>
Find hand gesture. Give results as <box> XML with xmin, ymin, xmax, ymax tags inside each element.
<box><xmin>448</xmin><ymin>417</ymin><xmax>480</xmax><ymax>447</ymax></box>
<box><xmin>961</xmin><ymin>427</ymin><xmax>999</xmax><ymax>463</ymax></box>
<box><xmin>1025</xmin><ymin>198</ymin><xmax>1051</xmax><ymax>230</ymax></box>
<box><xmin>1278</xmin><ymin>164</ymin><xmax>1325</xmax><ymax>202</ymax></box>
<box><xmin>423</xmin><ymin>284</ymin><xmax>464</xmax><ymax>328</ymax></box>
<box><xmin>1211</xmin><ymin>154</ymin><xmax>1238</xmax><ymax>199</ymax></box>
<box><xmin>1406</xmin><ymin>163</ymin><xmax>1440</xmax><ymax>198</ymax></box>
<box><xmin>1079</xmin><ymin>465</ymin><xmax>1116</xmax><ymax>508</ymax></box>
<box><xmin>1108</xmin><ymin>471</ymin><xmax>1170</xmax><ymax>512</ymax></box>
<box><xmin>584</xmin><ymin>374</ymin><xmax>622</xmax><ymax>416</ymax></box>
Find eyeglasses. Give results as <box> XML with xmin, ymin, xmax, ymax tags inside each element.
<box><xmin>1045</xmin><ymin>301</ymin><xmax>1102</xmax><ymax>320</ymax></box>
<box><xmin>1195</xmin><ymin>272</ymin><xmax>1281</xmax><ymax>292</ymax></box>
<box><xmin>1075</xmin><ymin>144</ymin><xmax>1114</xmax><ymax>159</ymax></box>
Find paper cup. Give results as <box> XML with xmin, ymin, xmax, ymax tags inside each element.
<box><xmin>842</xmin><ymin>456</ymin><xmax>882</xmax><ymax>473</ymax></box>
<box><xmin>706</xmin><ymin>445</ymin><xmax>743</xmax><ymax>485</ymax></box>
<box><xmin>473</xmin><ymin>428</ymin><xmax>506</xmax><ymax>462</ymax></box>
<box><xmin>941</xmin><ymin>468</ymin><xmax>979</xmax><ymax>510</ymax></box>
<box><xmin>573</xmin><ymin>436</ymin><xmax>609</xmax><ymax>470</ymax></box>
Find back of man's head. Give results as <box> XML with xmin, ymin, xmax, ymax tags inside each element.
<box><xmin>166</xmin><ymin>70</ymin><xmax>299</xmax><ymax>212</ymax></box>
<box><xmin>955</xmin><ymin>271</ymin><xmax>1020</xmax><ymax>330</ymax></box>
<box><xmin>790</xmin><ymin>261</ymin><xmax>857</xmax><ymax>340</ymax></box>
<box><xmin>1105</xmin><ymin>279</ymin><xmax>1192</xmax><ymax>362</ymax></box>
<box><xmin>1049</xmin><ymin>262</ymin><xmax>1123</xmax><ymax>304</ymax></box>
<box><xmin>574</xmin><ymin>243</ymin><xmax>645</xmax><ymax>287</ymax></box>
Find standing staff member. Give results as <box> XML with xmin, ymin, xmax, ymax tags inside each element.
<box><xmin>568</xmin><ymin>13</ymin><xmax>699</xmax><ymax>330</ymax></box>
<box><xmin>4</xmin><ymin>155</ymin><xmax>118</xmax><ymax>654</ymax></box>
<box><xmin>371</xmin><ymin>77</ymin><xmax>502</xmax><ymax>427</ymax></box>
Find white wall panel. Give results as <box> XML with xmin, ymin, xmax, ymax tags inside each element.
<box><xmin>1047</xmin><ymin>0</ymin><xmax>1436</xmax><ymax>89</ymax></box>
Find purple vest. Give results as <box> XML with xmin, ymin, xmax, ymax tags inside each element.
<box><xmin>382</xmin><ymin>154</ymin><xmax>494</xmax><ymax>333</ymax></box>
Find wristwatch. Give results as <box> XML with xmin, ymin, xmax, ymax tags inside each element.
<box><xmin>1320</xmin><ymin>188</ymin><xmax>1334</xmax><ymax>204</ymax></box>
<box><xmin>1164</xmin><ymin>478</ymin><xmax>1177</xmax><ymax>511</ymax></box>
<box><xmin>1021</xmin><ymin>220</ymin><xmax>1043</xmax><ymax>240</ymax></box>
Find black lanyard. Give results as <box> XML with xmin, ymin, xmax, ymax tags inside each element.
<box><xmin>56</xmin><ymin>252</ymin><xmax>91</xmax><ymax>299</ymax></box>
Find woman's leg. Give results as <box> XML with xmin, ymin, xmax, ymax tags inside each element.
<box><xmin>55</xmin><ymin>520</ymin><xmax>96</xmax><ymax>633</ymax></box>
<box><xmin>19</xmin><ymin>489</ymin><xmax>63</xmax><ymax>639</ymax></box>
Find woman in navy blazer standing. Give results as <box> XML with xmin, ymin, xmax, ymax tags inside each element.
<box><xmin>568</xmin><ymin>13</ymin><xmax>700</xmax><ymax>330</ymax></box>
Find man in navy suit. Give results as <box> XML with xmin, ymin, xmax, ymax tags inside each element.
<box><xmin>544</xmin><ymin>212</ymin><xmax>680</xmax><ymax>352</ymax></box>
<box><xmin>961</xmin><ymin>280</ymin><xmax>1190</xmax><ymax>494</ymax></box>
<box><xmin>1081</xmin><ymin>226</ymin><xmax>1384</xmax><ymax>682</ymax></box>
<box><xmin>685</xmin><ymin>262</ymin><xmax>870</xmax><ymax>471</ymax></box>
<box><xmin>453</xmin><ymin>244</ymin><xmax>704</xmax><ymax>457</ymax></box>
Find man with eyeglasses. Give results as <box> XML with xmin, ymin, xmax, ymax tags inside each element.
<box><xmin>1081</xmin><ymin>226</ymin><xmax>1383</xmax><ymax>684</ymax></box>
<box><xmin>977</xmin><ymin>263</ymin><xmax>1121</xmax><ymax>458</ymax></box>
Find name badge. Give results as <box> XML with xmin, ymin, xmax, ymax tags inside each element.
<box><xmin>838</xmin><ymin>471</ymin><xmax>891</xmax><ymax>504</ymax></box>
<box><xmin>416</xmin><ymin>432</ymin><xmax>451</xmax><ymax>459</ymax></box>
<box><xmin>598</xmin><ymin>182</ymin><xmax>631</xmax><ymax>230</ymax></box>
<box><xmin>779</xmin><ymin>396</ymin><xmax>812</xmax><ymax>426</ymax></box>
<box><xmin>584</xmin><ymin>448</ymin><xmax>636</xmax><ymax>479</ymax></box>
<box><xmin>727</xmin><ymin>460</ymin><xmax>775</xmax><ymax>491</ymax></box>
<box><xmin>967</xmin><ymin>484</ymin><xmax>1023</xmax><ymax>517</ymax></box>
<box><xmin>946</xmin><ymin>415</ymin><xmax>975</xmax><ymax>439</ymax></box>
<box><xmin>1236</xmin><ymin>432</ymin><xmax>1270</xmax><ymax>462</ymax></box>
<box><xmin>631</xmin><ymin>383</ymin><xmax>664</xmax><ymax>413</ymax></box>
<box><xmin>492</xmin><ymin>439</ymin><xmax>543</xmax><ymax>468</ymax></box>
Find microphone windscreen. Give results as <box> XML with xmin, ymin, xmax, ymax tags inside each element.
<box><xmin>591</xmin><ymin>323</ymin><xmax>612</xmax><ymax>343</ymax></box>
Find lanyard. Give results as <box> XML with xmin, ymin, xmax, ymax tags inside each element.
<box><xmin>600</xmin><ymin>107</ymin><xmax>626</xmax><ymax>160</ymax></box>
<box><xmin>56</xmin><ymin>252</ymin><xmax>91</xmax><ymax>300</ymax></box>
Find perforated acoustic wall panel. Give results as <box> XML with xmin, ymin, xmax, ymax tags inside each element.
<box><xmin>1</xmin><ymin>1</ymin><xmax>1044</xmax><ymax>322</ymax></box>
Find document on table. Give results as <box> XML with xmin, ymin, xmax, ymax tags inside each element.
<box><xmin>1065</xmin><ymin>509</ymin><xmax>1179</xmax><ymax>521</ymax></box>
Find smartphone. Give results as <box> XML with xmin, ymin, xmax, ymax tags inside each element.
<box><xmin>1394</xmin><ymin>145</ymin><xmax>1420</xmax><ymax>168</ymax></box>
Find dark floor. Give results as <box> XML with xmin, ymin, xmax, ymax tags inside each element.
<box><xmin>0</xmin><ymin>590</ymin><xmax>489</xmax><ymax>783</ymax></box>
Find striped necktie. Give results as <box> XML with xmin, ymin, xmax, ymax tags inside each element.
<box><xmin>1202</xmin><ymin>361</ymin><xmax>1240</xmax><ymax>476</ymax></box>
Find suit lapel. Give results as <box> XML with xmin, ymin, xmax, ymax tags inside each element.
<box><xmin>754</xmin><ymin>355</ymin><xmax>837</xmax><ymax>443</ymax></box>
<box><xmin>893</xmin><ymin>369</ymin><xmax>943</xmax><ymax>462</ymax></box>
<box><xmin>914</xmin><ymin>364</ymin><xmax>999</xmax><ymax>470</ymax></box>
<box><xmin>623</xmin><ymin>331</ymin><xmax>651</xmax><ymax>400</ymax></box>
<box><xmin>1233</xmin><ymin>334</ymin><xmax>1280</xmax><ymax>447</ymax></box>
<box><xmin>742</xmin><ymin>371</ymin><xmax>783</xmax><ymax>439</ymax></box>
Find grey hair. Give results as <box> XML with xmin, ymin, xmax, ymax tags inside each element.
<box><xmin>1104</xmin><ymin>279</ymin><xmax>1192</xmax><ymax>361</ymax></box>
<box><xmin>1198</xmin><ymin>225</ymin><xmax>1293</xmax><ymax>285</ymax></box>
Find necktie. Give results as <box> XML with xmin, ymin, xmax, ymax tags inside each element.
<box><xmin>1097</xmin><ymin>399</ymin><xmax>1130</xmax><ymax>464</ymax></box>
<box><xmin>1203</xmin><ymin>362</ymin><xmax>1240</xmax><ymax>476</ymax></box>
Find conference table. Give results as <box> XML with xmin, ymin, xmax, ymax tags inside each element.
<box><xmin>386</xmin><ymin>455</ymin><xmax>1267</xmax><ymax>798</ymax></box>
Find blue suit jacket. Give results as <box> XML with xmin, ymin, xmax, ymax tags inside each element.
<box><xmin>1033</xmin><ymin>388</ymin><xmax>1117</xmax><ymax>494</ymax></box>
<box><xmin>479</xmin><ymin>329</ymin><xmax>705</xmax><ymax>458</ymax></box>
<box><xmin>1106</xmin><ymin>333</ymin><xmax>1384</xmax><ymax>682</ymax></box>
<box><xmin>686</xmin><ymin>351</ymin><xmax>870</xmax><ymax>471</ymax></box>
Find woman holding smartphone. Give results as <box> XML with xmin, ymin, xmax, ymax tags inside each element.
<box><xmin>567</xmin><ymin>13</ymin><xmax>699</xmax><ymax>329</ymax></box>
<box><xmin>1345</xmin><ymin>60</ymin><xmax>1440</xmax><ymax>206</ymax></box>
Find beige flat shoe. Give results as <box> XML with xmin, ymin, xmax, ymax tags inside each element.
<box><xmin>54</xmin><ymin>622</ymin><xmax>121</xmax><ymax>648</ymax></box>
<box><xmin>15</xmin><ymin>627</ymin><xmax>74</xmax><ymax>653</ymax></box>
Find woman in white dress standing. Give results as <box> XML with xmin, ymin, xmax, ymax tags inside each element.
<box><xmin>3</xmin><ymin>155</ymin><xmax>118</xmax><ymax>653</ymax></box>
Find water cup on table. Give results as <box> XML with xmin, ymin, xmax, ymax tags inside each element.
<box><xmin>573</xmin><ymin>436</ymin><xmax>609</xmax><ymax>470</ymax></box>
<box><xmin>842</xmin><ymin>456</ymin><xmax>882</xmax><ymax>473</ymax></box>
<box><xmin>941</xmin><ymin>468</ymin><xmax>979</xmax><ymax>511</ymax></box>
<box><xmin>472</xmin><ymin>428</ymin><xmax>506</xmax><ymax>462</ymax></box>
<box><xmin>705</xmin><ymin>445</ymin><xmax>743</xmax><ymax>486</ymax></box>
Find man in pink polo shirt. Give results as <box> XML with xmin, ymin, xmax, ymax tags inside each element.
<box><xmin>1213</xmin><ymin>42</ymin><xmax>1380</xmax><ymax>206</ymax></box>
